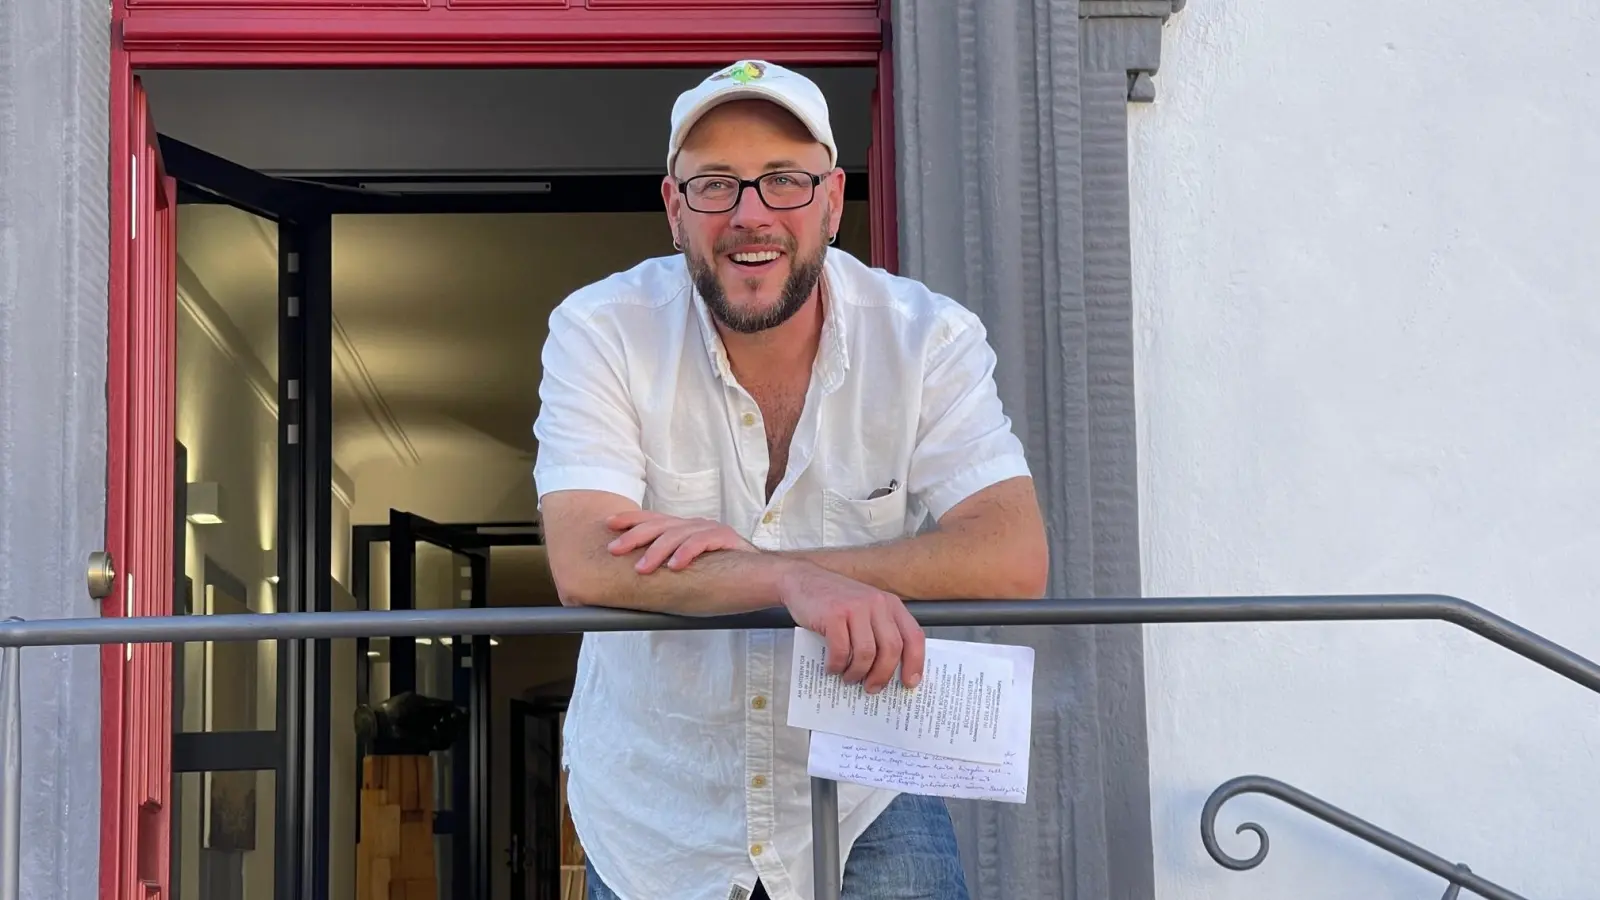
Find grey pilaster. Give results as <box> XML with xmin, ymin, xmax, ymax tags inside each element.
<box><xmin>0</xmin><ymin>2</ymin><xmax>111</xmax><ymax>899</ymax></box>
<box><xmin>1082</xmin><ymin>0</ymin><xmax>1181</xmax><ymax>102</ymax></box>
<box><xmin>892</xmin><ymin>0</ymin><xmax>1180</xmax><ymax>897</ymax></box>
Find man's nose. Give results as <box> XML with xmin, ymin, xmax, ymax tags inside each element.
<box><xmin>728</xmin><ymin>183</ymin><xmax>778</xmax><ymax>228</ymax></box>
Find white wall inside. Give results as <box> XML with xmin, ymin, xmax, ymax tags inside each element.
<box><xmin>1132</xmin><ymin>2</ymin><xmax>1600</xmax><ymax>898</ymax></box>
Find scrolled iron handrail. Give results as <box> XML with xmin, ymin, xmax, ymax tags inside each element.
<box><xmin>1202</xmin><ymin>775</ymin><xmax>1524</xmax><ymax>900</ymax></box>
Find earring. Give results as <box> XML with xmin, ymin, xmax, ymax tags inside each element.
<box><xmin>673</xmin><ymin>236</ymin><xmax>683</xmax><ymax>251</ymax></box>
<box><xmin>828</xmin><ymin>233</ymin><xmax>838</xmax><ymax>246</ymax></box>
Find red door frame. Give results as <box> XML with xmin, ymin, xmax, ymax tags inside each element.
<box><xmin>116</xmin><ymin>3</ymin><xmax>885</xmax><ymax>67</ymax></box>
<box><xmin>104</xmin><ymin>4</ymin><xmax>898</xmax><ymax>899</ymax></box>
<box><xmin>105</xmin><ymin>55</ymin><xmax>178</xmax><ymax>900</ymax></box>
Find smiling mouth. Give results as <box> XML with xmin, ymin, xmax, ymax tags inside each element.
<box><xmin>728</xmin><ymin>248</ymin><xmax>784</xmax><ymax>268</ymax></box>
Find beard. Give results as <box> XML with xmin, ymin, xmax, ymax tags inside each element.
<box><xmin>683</xmin><ymin>217</ymin><xmax>829</xmax><ymax>335</ymax></box>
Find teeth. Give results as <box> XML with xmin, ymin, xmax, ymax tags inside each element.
<box><xmin>731</xmin><ymin>250</ymin><xmax>781</xmax><ymax>263</ymax></box>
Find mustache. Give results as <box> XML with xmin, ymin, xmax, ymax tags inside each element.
<box><xmin>714</xmin><ymin>233</ymin><xmax>795</xmax><ymax>255</ymax></box>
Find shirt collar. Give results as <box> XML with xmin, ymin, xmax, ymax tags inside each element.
<box><xmin>690</xmin><ymin>251</ymin><xmax>851</xmax><ymax>395</ymax></box>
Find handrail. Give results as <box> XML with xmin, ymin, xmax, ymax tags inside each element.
<box><xmin>1</xmin><ymin>593</ymin><xmax>1595</xmax><ymax>900</ymax></box>
<box><xmin>1</xmin><ymin>593</ymin><xmax>1597</xmax><ymax>694</ymax></box>
<box><xmin>1203</xmin><ymin>775</ymin><xmax>1522</xmax><ymax>900</ymax></box>
<box><xmin>0</xmin><ymin>593</ymin><xmax>1597</xmax><ymax>692</ymax></box>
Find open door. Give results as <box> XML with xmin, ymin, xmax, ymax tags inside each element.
<box><xmin>105</xmin><ymin>71</ymin><xmax>179</xmax><ymax>900</ymax></box>
<box><xmin>161</xmin><ymin>133</ymin><xmax>339</xmax><ymax>900</ymax></box>
<box><xmin>106</xmin><ymin>72</ymin><xmax>341</xmax><ymax>900</ymax></box>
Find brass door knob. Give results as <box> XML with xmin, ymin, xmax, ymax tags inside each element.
<box><xmin>87</xmin><ymin>551</ymin><xmax>116</xmax><ymax>600</ymax></box>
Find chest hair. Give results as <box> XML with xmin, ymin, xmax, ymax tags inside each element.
<box><xmin>747</xmin><ymin>381</ymin><xmax>808</xmax><ymax>500</ymax></box>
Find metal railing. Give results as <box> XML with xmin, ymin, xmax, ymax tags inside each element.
<box><xmin>1203</xmin><ymin>775</ymin><xmax>1523</xmax><ymax>900</ymax></box>
<box><xmin>2</xmin><ymin>593</ymin><xmax>1598</xmax><ymax>900</ymax></box>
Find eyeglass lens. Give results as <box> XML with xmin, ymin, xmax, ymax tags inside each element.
<box><xmin>684</xmin><ymin>172</ymin><xmax>815</xmax><ymax>212</ymax></box>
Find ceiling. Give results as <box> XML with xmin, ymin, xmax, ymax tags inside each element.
<box><xmin>143</xmin><ymin>67</ymin><xmax>877</xmax><ymax>176</ymax></box>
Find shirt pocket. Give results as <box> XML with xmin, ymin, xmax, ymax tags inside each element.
<box><xmin>642</xmin><ymin>454</ymin><xmax>722</xmax><ymax>520</ymax></box>
<box><xmin>822</xmin><ymin>486</ymin><xmax>909</xmax><ymax>546</ymax></box>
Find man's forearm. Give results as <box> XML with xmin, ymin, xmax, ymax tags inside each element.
<box><xmin>786</xmin><ymin>478</ymin><xmax>1050</xmax><ymax>600</ymax></box>
<box><xmin>785</xmin><ymin>527</ymin><xmax>1039</xmax><ymax>600</ymax></box>
<box><xmin>555</xmin><ymin>523</ymin><xmax>799</xmax><ymax>615</ymax></box>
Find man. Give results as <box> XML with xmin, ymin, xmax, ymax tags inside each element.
<box><xmin>532</xmin><ymin>59</ymin><xmax>1048</xmax><ymax>900</ymax></box>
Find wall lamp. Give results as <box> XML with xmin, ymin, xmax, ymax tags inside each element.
<box><xmin>186</xmin><ymin>481</ymin><xmax>225</xmax><ymax>525</ymax></box>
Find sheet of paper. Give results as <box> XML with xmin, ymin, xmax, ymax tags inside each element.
<box><xmin>807</xmin><ymin>642</ymin><xmax>1034</xmax><ymax>803</ymax></box>
<box><xmin>787</xmin><ymin>627</ymin><xmax>1022</xmax><ymax>764</ymax></box>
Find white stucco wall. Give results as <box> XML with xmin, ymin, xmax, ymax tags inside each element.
<box><xmin>1131</xmin><ymin>2</ymin><xmax>1600</xmax><ymax>897</ymax></box>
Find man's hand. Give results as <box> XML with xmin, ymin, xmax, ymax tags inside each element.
<box><xmin>607</xmin><ymin>510</ymin><xmax>756</xmax><ymax>573</ymax></box>
<box><xmin>777</xmin><ymin>564</ymin><xmax>925</xmax><ymax>694</ymax></box>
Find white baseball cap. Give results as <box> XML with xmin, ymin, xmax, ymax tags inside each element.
<box><xmin>667</xmin><ymin>60</ymin><xmax>837</xmax><ymax>174</ymax></box>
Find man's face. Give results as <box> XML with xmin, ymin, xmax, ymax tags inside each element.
<box><xmin>663</xmin><ymin>100</ymin><xmax>846</xmax><ymax>335</ymax></box>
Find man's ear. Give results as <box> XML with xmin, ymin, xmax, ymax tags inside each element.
<box><xmin>662</xmin><ymin>174</ymin><xmax>681</xmax><ymax>218</ymax></box>
<box><xmin>662</xmin><ymin>176</ymin><xmax>686</xmax><ymax>246</ymax></box>
<box><xmin>827</xmin><ymin>168</ymin><xmax>847</xmax><ymax>237</ymax></box>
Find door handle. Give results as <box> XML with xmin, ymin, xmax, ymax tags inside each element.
<box><xmin>87</xmin><ymin>551</ymin><xmax>116</xmax><ymax>600</ymax></box>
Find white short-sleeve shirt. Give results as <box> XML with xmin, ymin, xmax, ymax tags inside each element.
<box><xmin>531</xmin><ymin>248</ymin><xmax>1030</xmax><ymax>900</ymax></box>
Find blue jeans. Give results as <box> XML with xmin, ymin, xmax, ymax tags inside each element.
<box><xmin>586</xmin><ymin>792</ymin><xmax>970</xmax><ymax>900</ymax></box>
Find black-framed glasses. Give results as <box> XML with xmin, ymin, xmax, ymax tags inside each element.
<box><xmin>676</xmin><ymin>170</ymin><xmax>824</xmax><ymax>214</ymax></box>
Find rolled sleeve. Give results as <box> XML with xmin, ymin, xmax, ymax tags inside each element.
<box><xmin>910</xmin><ymin>311</ymin><xmax>1032</xmax><ymax>522</ymax></box>
<box><xmin>532</xmin><ymin>303</ymin><xmax>647</xmax><ymax>507</ymax></box>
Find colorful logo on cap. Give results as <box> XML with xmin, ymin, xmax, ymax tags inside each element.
<box><xmin>712</xmin><ymin>61</ymin><xmax>767</xmax><ymax>84</ymax></box>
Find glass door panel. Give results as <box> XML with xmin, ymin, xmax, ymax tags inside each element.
<box><xmin>164</xmin><ymin>126</ymin><xmax>334</xmax><ymax>900</ymax></box>
<box><xmin>355</xmin><ymin>511</ymin><xmax>490</xmax><ymax>900</ymax></box>
<box><xmin>172</xmin><ymin>199</ymin><xmax>283</xmax><ymax>738</ymax></box>
<box><xmin>171</xmin><ymin>769</ymin><xmax>277</xmax><ymax>900</ymax></box>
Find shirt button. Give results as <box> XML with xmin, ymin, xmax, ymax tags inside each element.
<box><xmin>761</xmin><ymin>511</ymin><xmax>775</xmax><ymax>525</ymax></box>
<box><xmin>751</xmin><ymin>695</ymin><xmax>767</xmax><ymax>710</ymax></box>
<box><xmin>741</xmin><ymin>412</ymin><xmax>757</xmax><ymax>426</ymax></box>
<box><xmin>751</xmin><ymin>844</ymin><xmax>764</xmax><ymax>857</ymax></box>
<box><xmin>751</xmin><ymin>775</ymin><xmax>766</xmax><ymax>788</ymax></box>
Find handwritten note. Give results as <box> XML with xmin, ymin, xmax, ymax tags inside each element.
<box><xmin>807</xmin><ymin>737</ymin><xmax>1029</xmax><ymax>803</ymax></box>
<box><xmin>800</xmin><ymin>640</ymin><xmax>1036</xmax><ymax>800</ymax></box>
<box><xmin>787</xmin><ymin>628</ymin><xmax>1027</xmax><ymax>765</ymax></box>
<box><xmin>806</xmin><ymin>641</ymin><xmax>1034</xmax><ymax>803</ymax></box>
